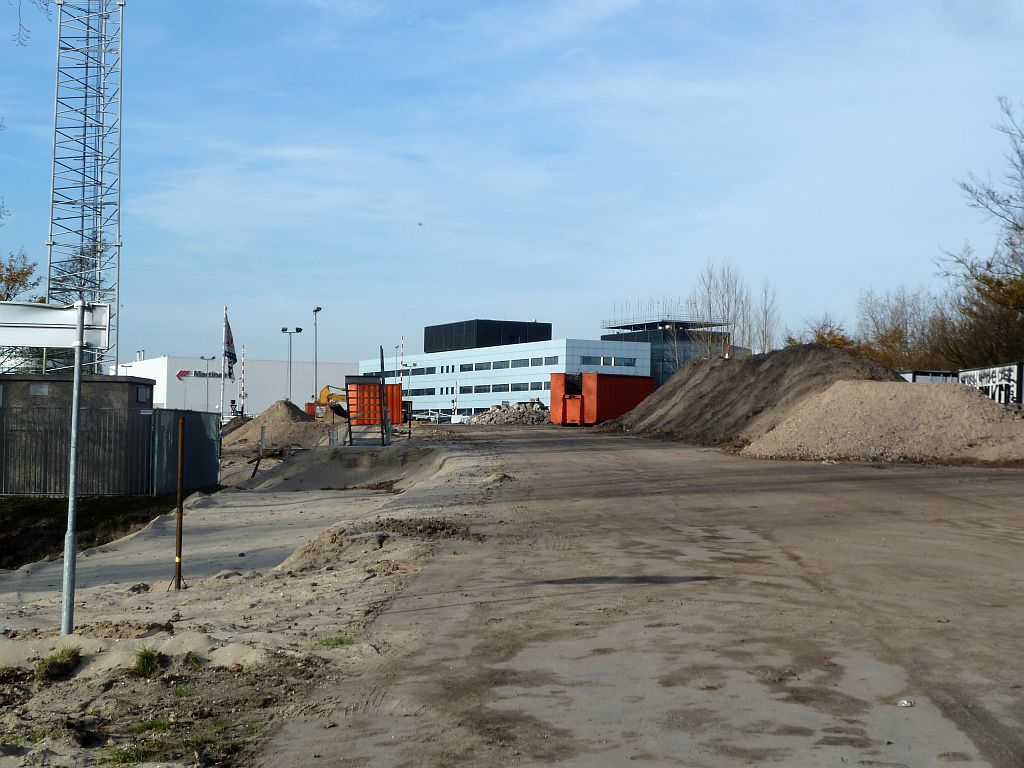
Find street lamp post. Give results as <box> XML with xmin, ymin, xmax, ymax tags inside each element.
<box><xmin>200</xmin><ymin>355</ymin><xmax>216</xmax><ymax>412</ymax></box>
<box><xmin>281</xmin><ymin>327</ymin><xmax>303</xmax><ymax>401</ymax></box>
<box><xmin>313</xmin><ymin>307</ymin><xmax>322</xmax><ymax>402</ymax></box>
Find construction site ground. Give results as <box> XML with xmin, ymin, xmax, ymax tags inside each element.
<box><xmin>1</xmin><ymin>426</ymin><xmax>1022</xmax><ymax>767</ymax></box>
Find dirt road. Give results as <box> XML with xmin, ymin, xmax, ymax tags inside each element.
<box><xmin>261</xmin><ymin>427</ymin><xmax>1024</xmax><ymax>768</ymax></box>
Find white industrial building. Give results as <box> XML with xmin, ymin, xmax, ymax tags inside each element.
<box><xmin>114</xmin><ymin>356</ymin><xmax>358</xmax><ymax>415</ymax></box>
<box><xmin>359</xmin><ymin>329</ymin><xmax>651</xmax><ymax>417</ymax></box>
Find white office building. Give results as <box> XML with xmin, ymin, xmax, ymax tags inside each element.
<box><xmin>359</xmin><ymin>337</ymin><xmax>651</xmax><ymax>416</ymax></box>
<box><xmin>114</xmin><ymin>356</ymin><xmax>358</xmax><ymax>415</ymax></box>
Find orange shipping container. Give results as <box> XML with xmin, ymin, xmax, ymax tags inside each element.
<box><xmin>347</xmin><ymin>381</ymin><xmax>403</xmax><ymax>426</ymax></box>
<box><xmin>550</xmin><ymin>372</ymin><xmax>654</xmax><ymax>426</ymax></box>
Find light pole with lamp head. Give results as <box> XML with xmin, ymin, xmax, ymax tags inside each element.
<box><xmin>312</xmin><ymin>307</ymin><xmax>322</xmax><ymax>403</ymax></box>
<box><xmin>200</xmin><ymin>355</ymin><xmax>216</xmax><ymax>411</ymax></box>
<box><xmin>281</xmin><ymin>327</ymin><xmax>303</xmax><ymax>401</ymax></box>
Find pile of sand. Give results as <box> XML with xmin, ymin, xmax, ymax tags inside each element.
<box><xmin>222</xmin><ymin>399</ymin><xmax>327</xmax><ymax>449</ymax></box>
<box><xmin>220</xmin><ymin>414</ymin><xmax>252</xmax><ymax>438</ymax></box>
<box><xmin>604</xmin><ymin>345</ymin><xmax>903</xmax><ymax>448</ymax></box>
<box><xmin>743</xmin><ymin>381</ymin><xmax>1024</xmax><ymax>463</ymax></box>
<box><xmin>247</xmin><ymin>444</ymin><xmax>439</xmax><ymax>492</ymax></box>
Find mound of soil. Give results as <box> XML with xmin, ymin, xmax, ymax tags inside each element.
<box><xmin>276</xmin><ymin>516</ymin><xmax>474</xmax><ymax>572</ymax></box>
<box><xmin>373</xmin><ymin>517</ymin><xmax>473</xmax><ymax>539</ymax></box>
<box><xmin>743</xmin><ymin>381</ymin><xmax>1024</xmax><ymax>463</ymax></box>
<box><xmin>223</xmin><ymin>400</ymin><xmax>325</xmax><ymax>449</ymax></box>
<box><xmin>277</xmin><ymin>526</ymin><xmax>389</xmax><ymax>572</ymax></box>
<box><xmin>220</xmin><ymin>414</ymin><xmax>252</xmax><ymax>438</ymax></box>
<box><xmin>604</xmin><ymin>345</ymin><xmax>903</xmax><ymax>448</ymax></box>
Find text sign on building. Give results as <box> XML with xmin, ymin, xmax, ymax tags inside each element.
<box><xmin>0</xmin><ymin>301</ymin><xmax>110</xmax><ymax>349</ymax></box>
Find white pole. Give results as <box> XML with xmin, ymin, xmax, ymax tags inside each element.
<box><xmin>218</xmin><ymin>305</ymin><xmax>227</xmax><ymax>418</ymax></box>
<box><xmin>60</xmin><ymin>300</ymin><xmax>86</xmax><ymax>636</ymax></box>
<box><xmin>240</xmin><ymin>344</ymin><xmax>246</xmax><ymax>416</ymax></box>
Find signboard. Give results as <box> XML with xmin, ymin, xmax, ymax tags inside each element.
<box><xmin>0</xmin><ymin>301</ymin><xmax>110</xmax><ymax>349</ymax></box>
<box><xmin>958</xmin><ymin>362</ymin><xmax>1023</xmax><ymax>405</ymax></box>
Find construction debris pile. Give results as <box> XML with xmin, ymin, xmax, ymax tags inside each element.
<box><xmin>743</xmin><ymin>380</ymin><xmax>1024</xmax><ymax>463</ymax></box>
<box><xmin>468</xmin><ymin>401</ymin><xmax>550</xmax><ymax>426</ymax></box>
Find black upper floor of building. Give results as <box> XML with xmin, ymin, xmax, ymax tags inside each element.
<box><xmin>424</xmin><ymin>319</ymin><xmax>552</xmax><ymax>354</ymax></box>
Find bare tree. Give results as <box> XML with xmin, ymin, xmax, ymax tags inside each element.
<box><xmin>752</xmin><ymin>278</ymin><xmax>780</xmax><ymax>354</ymax></box>
<box><xmin>11</xmin><ymin>0</ymin><xmax>51</xmax><ymax>45</ymax></box>
<box><xmin>938</xmin><ymin>96</ymin><xmax>1024</xmax><ymax>366</ymax></box>
<box><xmin>855</xmin><ymin>285</ymin><xmax>941</xmax><ymax>369</ymax></box>
<box><xmin>686</xmin><ymin>260</ymin><xmax>756</xmax><ymax>357</ymax></box>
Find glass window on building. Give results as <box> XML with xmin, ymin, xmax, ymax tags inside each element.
<box><xmin>460</xmin><ymin>363</ymin><xmax>473</xmax><ymax>372</ymax></box>
<box><xmin>411</xmin><ymin>368</ymin><xmax>425</xmax><ymax>376</ymax></box>
<box><xmin>425</xmin><ymin>367</ymin><xmax>436</xmax><ymax>374</ymax></box>
<box><xmin>511</xmin><ymin>382</ymin><xmax>529</xmax><ymax>391</ymax></box>
<box><xmin>475</xmin><ymin>361</ymin><xmax>492</xmax><ymax>371</ymax></box>
<box><xmin>530</xmin><ymin>382</ymin><xmax>544</xmax><ymax>390</ymax></box>
<box><xmin>544</xmin><ymin>356</ymin><xmax>558</xmax><ymax>365</ymax></box>
<box><xmin>530</xmin><ymin>357</ymin><xmax>543</xmax><ymax>366</ymax></box>
<box><xmin>459</xmin><ymin>386</ymin><xmax>473</xmax><ymax>394</ymax></box>
<box><xmin>601</xmin><ymin>356</ymin><xmax>613</xmax><ymax>366</ymax></box>
<box><xmin>511</xmin><ymin>358</ymin><xmax>529</xmax><ymax>368</ymax></box>
<box><xmin>474</xmin><ymin>385</ymin><xmax>490</xmax><ymax>393</ymax></box>
<box><xmin>492</xmin><ymin>383</ymin><xmax>510</xmax><ymax>392</ymax></box>
<box><xmin>493</xmin><ymin>360</ymin><xmax>510</xmax><ymax>369</ymax></box>
<box><xmin>543</xmin><ymin>381</ymin><xmax>551</xmax><ymax>390</ymax></box>
<box><xmin>581</xmin><ymin>355</ymin><xmax>601</xmax><ymax>365</ymax></box>
<box><xmin>614</xmin><ymin>357</ymin><xmax>636</xmax><ymax>367</ymax></box>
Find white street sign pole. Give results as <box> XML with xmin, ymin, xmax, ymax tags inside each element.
<box><xmin>0</xmin><ymin>299</ymin><xmax>107</xmax><ymax>636</ymax></box>
<box><xmin>60</xmin><ymin>301</ymin><xmax>87</xmax><ymax>636</ymax></box>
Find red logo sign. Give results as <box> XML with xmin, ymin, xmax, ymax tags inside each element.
<box><xmin>176</xmin><ymin>369</ymin><xmax>190</xmax><ymax>380</ymax></box>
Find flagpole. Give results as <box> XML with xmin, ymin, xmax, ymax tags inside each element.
<box><xmin>219</xmin><ymin>306</ymin><xmax>227</xmax><ymax>419</ymax></box>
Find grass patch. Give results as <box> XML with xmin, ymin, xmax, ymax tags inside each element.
<box><xmin>314</xmin><ymin>635</ymin><xmax>355</xmax><ymax>648</ymax></box>
<box><xmin>173</xmin><ymin>683</ymin><xmax>186</xmax><ymax>698</ymax></box>
<box><xmin>183</xmin><ymin>650</ymin><xmax>201</xmax><ymax>668</ymax></box>
<box><xmin>100</xmin><ymin>744</ymin><xmax>158</xmax><ymax>765</ymax></box>
<box><xmin>33</xmin><ymin>646</ymin><xmax>81</xmax><ymax>682</ymax></box>
<box><xmin>128</xmin><ymin>717</ymin><xmax>172</xmax><ymax>734</ymax></box>
<box><xmin>133</xmin><ymin>646</ymin><xmax>165</xmax><ymax>678</ymax></box>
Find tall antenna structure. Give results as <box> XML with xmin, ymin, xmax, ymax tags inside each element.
<box><xmin>45</xmin><ymin>0</ymin><xmax>124</xmax><ymax>373</ymax></box>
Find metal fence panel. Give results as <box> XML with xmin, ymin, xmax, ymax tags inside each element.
<box><xmin>0</xmin><ymin>407</ymin><xmax>153</xmax><ymax>496</ymax></box>
<box><xmin>0</xmin><ymin>407</ymin><xmax>219</xmax><ymax>497</ymax></box>
<box><xmin>151</xmin><ymin>410</ymin><xmax>221</xmax><ymax>496</ymax></box>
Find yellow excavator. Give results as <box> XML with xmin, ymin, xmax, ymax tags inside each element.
<box><xmin>316</xmin><ymin>385</ymin><xmax>349</xmax><ymax>421</ymax></box>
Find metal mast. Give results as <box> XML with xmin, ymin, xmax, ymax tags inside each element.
<box><xmin>45</xmin><ymin>0</ymin><xmax>124</xmax><ymax>373</ymax></box>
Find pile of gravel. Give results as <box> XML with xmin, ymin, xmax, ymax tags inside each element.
<box><xmin>743</xmin><ymin>380</ymin><xmax>1024</xmax><ymax>463</ymax></box>
<box><xmin>469</xmin><ymin>401</ymin><xmax>550</xmax><ymax>425</ymax></box>
<box><xmin>603</xmin><ymin>344</ymin><xmax>903</xmax><ymax>448</ymax></box>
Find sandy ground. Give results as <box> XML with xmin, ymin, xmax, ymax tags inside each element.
<box><xmin>2</xmin><ymin>426</ymin><xmax>1023</xmax><ymax>766</ymax></box>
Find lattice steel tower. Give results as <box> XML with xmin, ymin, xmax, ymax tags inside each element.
<box><xmin>45</xmin><ymin>0</ymin><xmax>124</xmax><ymax>373</ymax></box>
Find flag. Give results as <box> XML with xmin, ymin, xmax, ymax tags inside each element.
<box><xmin>224</xmin><ymin>310</ymin><xmax>237</xmax><ymax>381</ymax></box>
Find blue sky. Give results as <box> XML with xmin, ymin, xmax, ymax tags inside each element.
<box><xmin>2</xmin><ymin>0</ymin><xmax>1024</xmax><ymax>364</ymax></box>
